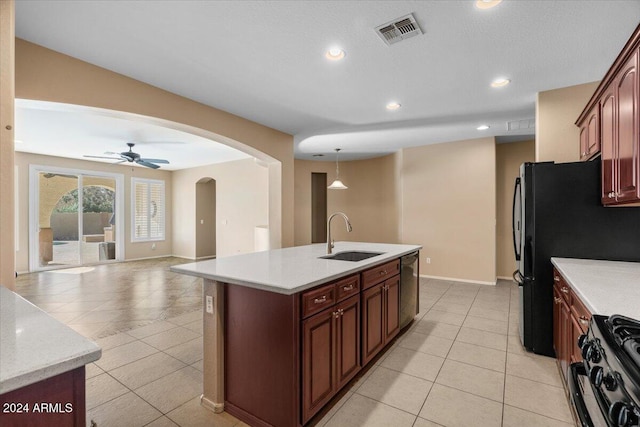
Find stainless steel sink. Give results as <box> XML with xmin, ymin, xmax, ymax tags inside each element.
<box><xmin>320</xmin><ymin>251</ymin><xmax>384</xmax><ymax>262</ymax></box>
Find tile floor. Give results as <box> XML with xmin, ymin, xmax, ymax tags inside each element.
<box><xmin>15</xmin><ymin>259</ymin><xmax>576</xmax><ymax>427</ymax></box>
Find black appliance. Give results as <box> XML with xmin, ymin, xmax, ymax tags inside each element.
<box><xmin>571</xmin><ymin>315</ymin><xmax>640</xmax><ymax>426</ymax></box>
<box><xmin>512</xmin><ymin>160</ymin><xmax>640</xmax><ymax>356</ymax></box>
<box><xmin>399</xmin><ymin>251</ymin><xmax>419</xmax><ymax>329</ymax></box>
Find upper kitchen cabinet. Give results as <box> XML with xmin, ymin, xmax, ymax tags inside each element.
<box><xmin>578</xmin><ymin>104</ymin><xmax>599</xmax><ymax>161</ymax></box>
<box><xmin>576</xmin><ymin>24</ymin><xmax>640</xmax><ymax>206</ymax></box>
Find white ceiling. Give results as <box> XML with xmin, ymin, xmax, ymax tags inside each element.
<box><xmin>13</xmin><ymin>0</ymin><xmax>640</xmax><ymax>163</ymax></box>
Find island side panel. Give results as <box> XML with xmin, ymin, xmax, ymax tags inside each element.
<box><xmin>224</xmin><ymin>284</ymin><xmax>301</xmax><ymax>427</ymax></box>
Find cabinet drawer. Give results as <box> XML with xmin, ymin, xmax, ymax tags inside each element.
<box><xmin>302</xmin><ymin>283</ymin><xmax>336</xmax><ymax>319</ymax></box>
<box><xmin>335</xmin><ymin>274</ymin><xmax>360</xmax><ymax>302</ymax></box>
<box><xmin>362</xmin><ymin>259</ymin><xmax>400</xmax><ymax>290</ymax></box>
<box><xmin>553</xmin><ymin>269</ymin><xmax>570</xmax><ymax>304</ymax></box>
<box><xmin>571</xmin><ymin>290</ymin><xmax>592</xmax><ymax>333</ymax></box>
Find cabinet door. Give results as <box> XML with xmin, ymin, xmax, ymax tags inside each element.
<box><xmin>553</xmin><ymin>286</ymin><xmax>562</xmax><ymax>359</ymax></box>
<box><xmin>384</xmin><ymin>276</ymin><xmax>400</xmax><ymax>342</ymax></box>
<box><xmin>559</xmin><ymin>297</ymin><xmax>570</xmax><ymax>380</ymax></box>
<box><xmin>616</xmin><ymin>50</ymin><xmax>639</xmax><ymax>203</ymax></box>
<box><xmin>587</xmin><ymin>107</ymin><xmax>600</xmax><ymax>157</ymax></box>
<box><xmin>601</xmin><ymin>89</ymin><xmax>616</xmax><ymax>204</ymax></box>
<box><xmin>570</xmin><ymin>314</ymin><xmax>585</xmax><ymax>365</ymax></box>
<box><xmin>335</xmin><ymin>296</ymin><xmax>360</xmax><ymax>389</ymax></box>
<box><xmin>579</xmin><ymin>125</ymin><xmax>589</xmax><ymax>161</ymax></box>
<box><xmin>302</xmin><ymin>308</ymin><xmax>336</xmax><ymax>423</ymax></box>
<box><xmin>361</xmin><ymin>283</ymin><xmax>385</xmax><ymax>365</ymax></box>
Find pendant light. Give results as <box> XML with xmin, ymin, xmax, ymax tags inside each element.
<box><xmin>328</xmin><ymin>148</ymin><xmax>348</xmax><ymax>190</ymax></box>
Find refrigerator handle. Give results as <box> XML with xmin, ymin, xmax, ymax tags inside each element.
<box><xmin>512</xmin><ymin>269</ymin><xmax>524</xmax><ymax>286</ymax></box>
<box><xmin>512</xmin><ymin>177</ymin><xmax>521</xmax><ymax>261</ymax></box>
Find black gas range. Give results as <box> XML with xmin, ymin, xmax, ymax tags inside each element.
<box><xmin>571</xmin><ymin>314</ymin><xmax>640</xmax><ymax>427</ymax></box>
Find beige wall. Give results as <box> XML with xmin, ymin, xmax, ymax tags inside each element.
<box><xmin>14</xmin><ymin>39</ymin><xmax>294</xmax><ymax>252</ymax></box>
<box><xmin>294</xmin><ymin>155</ymin><xmax>400</xmax><ymax>246</ymax></box>
<box><xmin>536</xmin><ymin>81</ymin><xmax>599</xmax><ymax>162</ymax></box>
<box><xmin>402</xmin><ymin>138</ymin><xmax>497</xmax><ymax>284</ymax></box>
<box><xmin>1</xmin><ymin>0</ymin><xmax>15</xmax><ymax>289</ymax></box>
<box><xmin>496</xmin><ymin>140</ymin><xmax>535</xmax><ymax>278</ymax></box>
<box><xmin>173</xmin><ymin>159</ymin><xmax>269</xmax><ymax>259</ymax></box>
<box><xmin>15</xmin><ymin>152</ymin><xmax>173</xmax><ymax>272</ymax></box>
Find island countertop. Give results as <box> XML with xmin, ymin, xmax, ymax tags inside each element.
<box><xmin>170</xmin><ymin>242</ymin><xmax>422</xmax><ymax>295</ymax></box>
<box><xmin>551</xmin><ymin>257</ymin><xmax>640</xmax><ymax>319</ymax></box>
<box><xmin>0</xmin><ymin>286</ymin><xmax>102</xmax><ymax>395</ymax></box>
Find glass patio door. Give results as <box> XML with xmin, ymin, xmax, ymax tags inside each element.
<box><xmin>37</xmin><ymin>171</ymin><xmax>81</xmax><ymax>268</ymax></box>
<box><xmin>31</xmin><ymin>166</ymin><xmax>123</xmax><ymax>271</ymax></box>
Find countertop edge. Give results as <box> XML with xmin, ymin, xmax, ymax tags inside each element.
<box><xmin>0</xmin><ymin>346</ymin><xmax>102</xmax><ymax>395</ymax></box>
<box><xmin>170</xmin><ymin>244</ymin><xmax>422</xmax><ymax>295</ymax></box>
<box><xmin>551</xmin><ymin>257</ymin><xmax>640</xmax><ymax>318</ymax></box>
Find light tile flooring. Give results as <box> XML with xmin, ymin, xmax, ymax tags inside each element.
<box><xmin>15</xmin><ymin>259</ymin><xmax>576</xmax><ymax>427</ymax></box>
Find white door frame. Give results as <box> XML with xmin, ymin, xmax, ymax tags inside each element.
<box><xmin>29</xmin><ymin>164</ymin><xmax>125</xmax><ymax>271</ymax></box>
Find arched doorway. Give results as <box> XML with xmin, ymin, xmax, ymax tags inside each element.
<box><xmin>195</xmin><ymin>178</ymin><xmax>216</xmax><ymax>259</ymax></box>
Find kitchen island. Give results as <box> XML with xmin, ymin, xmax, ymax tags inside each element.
<box><xmin>171</xmin><ymin>242</ymin><xmax>421</xmax><ymax>427</ymax></box>
<box><xmin>0</xmin><ymin>286</ymin><xmax>101</xmax><ymax>426</ymax></box>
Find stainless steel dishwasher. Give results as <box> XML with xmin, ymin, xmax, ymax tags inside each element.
<box><xmin>399</xmin><ymin>251</ymin><xmax>419</xmax><ymax>329</ymax></box>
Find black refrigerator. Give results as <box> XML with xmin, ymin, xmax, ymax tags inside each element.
<box><xmin>512</xmin><ymin>160</ymin><xmax>640</xmax><ymax>357</ymax></box>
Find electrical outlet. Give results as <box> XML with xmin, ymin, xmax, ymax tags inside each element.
<box><xmin>206</xmin><ymin>295</ymin><xmax>214</xmax><ymax>314</ymax></box>
<box><xmin>426</xmin><ymin>257</ymin><xmax>431</xmax><ymax>264</ymax></box>
<box><xmin>151</xmin><ymin>243</ymin><xmax>156</xmax><ymax>250</ymax></box>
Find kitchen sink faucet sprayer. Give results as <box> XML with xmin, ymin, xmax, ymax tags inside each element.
<box><xmin>327</xmin><ymin>212</ymin><xmax>352</xmax><ymax>254</ymax></box>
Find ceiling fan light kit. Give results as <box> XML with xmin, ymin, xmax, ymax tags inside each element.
<box><xmin>328</xmin><ymin>148</ymin><xmax>348</xmax><ymax>190</ymax></box>
<box><xmin>84</xmin><ymin>142</ymin><xmax>170</xmax><ymax>169</ymax></box>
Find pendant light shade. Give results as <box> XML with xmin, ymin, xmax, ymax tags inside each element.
<box><xmin>328</xmin><ymin>148</ymin><xmax>348</xmax><ymax>190</ymax></box>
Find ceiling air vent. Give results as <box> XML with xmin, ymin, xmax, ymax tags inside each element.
<box><xmin>506</xmin><ymin>118</ymin><xmax>536</xmax><ymax>132</ymax></box>
<box><xmin>375</xmin><ymin>13</ymin><xmax>423</xmax><ymax>46</ymax></box>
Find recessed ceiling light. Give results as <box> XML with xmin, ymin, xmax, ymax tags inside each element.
<box><xmin>491</xmin><ymin>78</ymin><xmax>511</xmax><ymax>88</ymax></box>
<box><xmin>477</xmin><ymin>125</ymin><xmax>490</xmax><ymax>130</ymax></box>
<box><xmin>475</xmin><ymin>0</ymin><xmax>503</xmax><ymax>10</ymax></box>
<box><xmin>386</xmin><ymin>102</ymin><xmax>401</xmax><ymax>111</ymax></box>
<box><xmin>325</xmin><ymin>48</ymin><xmax>345</xmax><ymax>61</ymax></box>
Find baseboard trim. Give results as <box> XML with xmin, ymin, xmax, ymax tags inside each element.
<box><xmin>497</xmin><ymin>275</ymin><xmax>515</xmax><ymax>281</ymax></box>
<box><xmin>195</xmin><ymin>255</ymin><xmax>216</xmax><ymax>260</ymax></box>
<box><xmin>200</xmin><ymin>394</ymin><xmax>224</xmax><ymax>414</ymax></box>
<box><xmin>420</xmin><ymin>274</ymin><xmax>497</xmax><ymax>286</ymax></box>
<box><xmin>124</xmin><ymin>255</ymin><xmax>175</xmax><ymax>262</ymax></box>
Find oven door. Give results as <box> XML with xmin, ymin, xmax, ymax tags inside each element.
<box><xmin>569</xmin><ymin>363</ymin><xmax>609</xmax><ymax>427</ymax></box>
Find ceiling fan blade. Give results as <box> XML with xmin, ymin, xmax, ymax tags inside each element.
<box><xmin>136</xmin><ymin>160</ymin><xmax>161</xmax><ymax>169</ymax></box>
<box><xmin>139</xmin><ymin>158</ymin><xmax>169</xmax><ymax>164</ymax></box>
<box><xmin>84</xmin><ymin>155</ymin><xmax>122</xmax><ymax>160</ymax></box>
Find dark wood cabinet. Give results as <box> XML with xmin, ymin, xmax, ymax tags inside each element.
<box><xmin>614</xmin><ymin>49</ymin><xmax>639</xmax><ymax>204</ymax></box>
<box><xmin>553</xmin><ymin>268</ymin><xmax>592</xmax><ymax>385</ymax></box>
<box><xmin>577</xmin><ymin>24</ymin><xmax>640</xmax><ymax>206</ymax></box>
<box><xmin>0</xmin><ymin>367</ymin><xmax>86</xmax><ymax>427</ymax></box>
<box><xmin>579</xmin><ymin>105</ymin><xmax>600</xmax><ymax>161</ymax></box>
<box><xmin>362</xmin><ymin>276</ymin><xmax>400</xmax><ymax>366</ymax></box>
<box><xmin>302</xmin><ymin>295</ymin><xmax>360</xmax><ymax>424</ymax></box>
<box><xmin>223</xmin><ymin>257</ymin><xmax>415</xmax><ymax>427</ymax></box>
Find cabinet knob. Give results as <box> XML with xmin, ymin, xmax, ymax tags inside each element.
<box><xmin>609</xmin><ymin>192</ymin><xmax>615</xmax><ymax>198</ymax></box>
<box><xmin>579</xmin><ymin>315</ymin><xmax>589</xmax><ymax>326</ymax></box>
<box><xmin>553</xmin><ymin>297</ymin><xmax>562</xmax><ymax>304</ymax></box>
<box><xmin>554</xmin><ymin>276</ymin><xmax>560</xmax><ymax>282</ymax></box>
<box><xmin>343</xmin><ymin>284</ymin><xmax>354</xmax><ymax>291</ymax></box>
<box><xmin>561</xmin><ymin>287</ymin><xmax>569</xmax><ymax>294</ymax></box>
<box><xmin>314</xmin><ymin>296</ymin><xmax>327</xmax><ymax>304</ymax></box>
<box><xmin>333</xmin><ymin>311</ymin><xmax>339</xmax><ymax>319</ymax></box>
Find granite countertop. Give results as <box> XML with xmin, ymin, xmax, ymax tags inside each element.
<box><xmin>0</xmin><ymin>286</ymin><xmax>102</xmax><ymax>394</ymax></box>
<box><xmin>171</xmin><ymin>242</ymin><xmax>422</xmax><ymax>295</ymax></box>
<box><xmin>551</xmin><ymin>258</ymin><xmax>640</xmax><ymax>319</ymax></box>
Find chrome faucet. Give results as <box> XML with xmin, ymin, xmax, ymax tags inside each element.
<box><xmin>327</xmin><ymin>212</ymin><xmax>352</xmax><ymax>254</ymax></box>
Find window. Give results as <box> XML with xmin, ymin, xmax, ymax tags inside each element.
<box><xmin>132</xmin><ymin>178</ymin><xmax>165</xmax><ymax>242</ymax></box>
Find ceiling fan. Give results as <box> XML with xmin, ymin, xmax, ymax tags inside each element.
<box><xmin>84</xmin><ymin>142</ymin><xmax>170</xmax><ymax>169</ymax></box>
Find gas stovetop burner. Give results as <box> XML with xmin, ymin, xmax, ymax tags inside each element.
<box><xmin>606</xmin><ymin>314</ymin><xmax>640</xmax><ymax>374</ymax></box>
